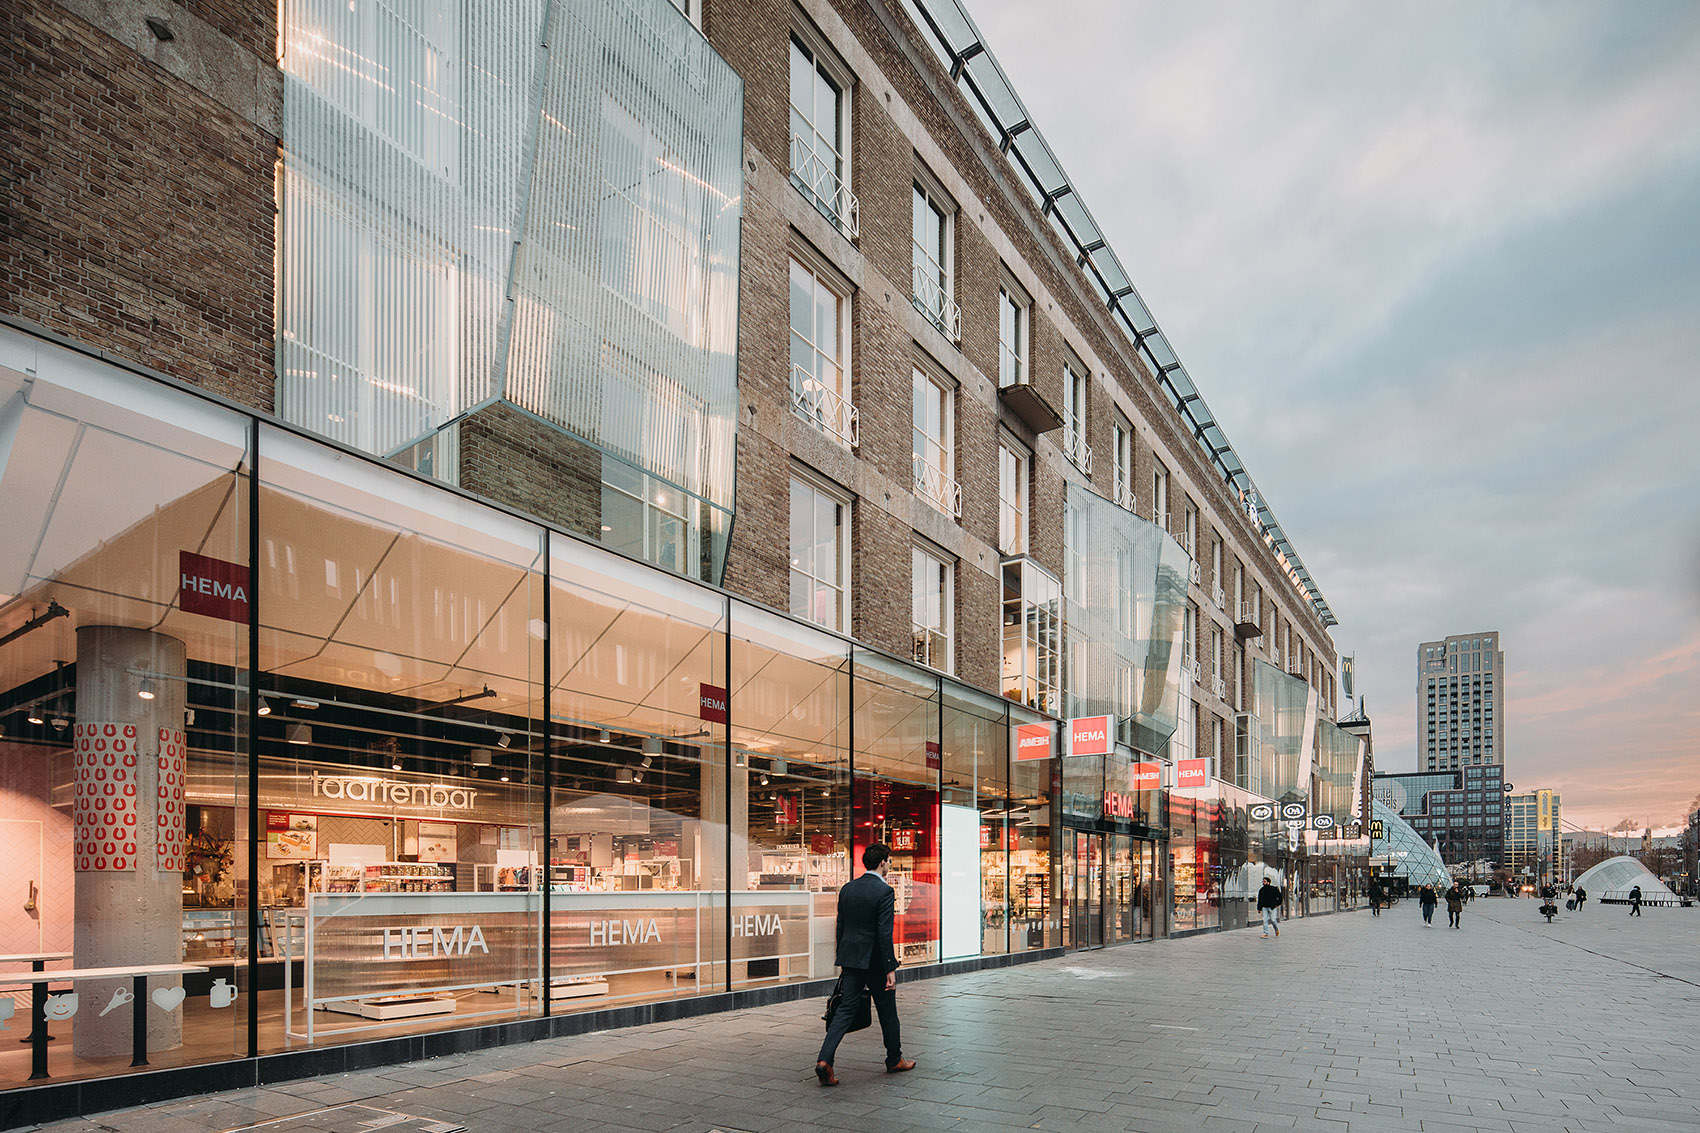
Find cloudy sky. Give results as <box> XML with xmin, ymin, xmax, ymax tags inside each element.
<box><xmin>965</xmin><ymin>0</ymin><xmax>1700</xmax><ymax>832</ymax></box>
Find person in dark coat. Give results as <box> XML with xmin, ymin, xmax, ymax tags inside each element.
<box><xmin>1445</xmin><ymin>883</ymin><xmax>1465</xmax><ymax>928</ymax></box>
<box><xmin>1629</xmin><ymin>884</ymin><xmax>1643</xmax><ymax>916</ymax></box>
<box><xmin>1418</xmin><ymin>883</ymin><xmax>1438</xmax><ymax>926</ymax></box>
<box><xmin>1573</xmin><ymin>885</ymin><xmax>1587</xmax><ymax>912</ymax></box>
<box><xmin>1257</xmin><ymin>876</ymin><xmax>1284</xmax><ymax>938</ymax></box>
<box><xmin>816</xmin><ymin>843</ymin><xmax>914</xmax><ymax>1085</ymax></box>
<box><xmin>1367</xmin><ymin>877</ymin><xmax>1383</xmax><ymax>917</ymax></box>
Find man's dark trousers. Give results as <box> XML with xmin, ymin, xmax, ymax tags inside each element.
<box><xmin>818</xmin><ymin>967</ymin><xmax>902</xmax><ymax>1068</ymax></box>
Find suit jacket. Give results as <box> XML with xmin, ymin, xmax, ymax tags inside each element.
<box><xmin>834</xmin><ymin>870</ymin><xmax>899</xmax><ymax>973</ymax></box>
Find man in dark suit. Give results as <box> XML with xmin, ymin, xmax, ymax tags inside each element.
<box><xmin>815</xmin><ymin>842</ymin><xmax>915</xmax><ymax>1085</ymax></box>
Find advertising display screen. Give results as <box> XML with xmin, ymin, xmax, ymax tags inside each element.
<box><xmin>941</xmin><ymin>804</ymin><xmax>980</xmax><ymax>960</ymax></box>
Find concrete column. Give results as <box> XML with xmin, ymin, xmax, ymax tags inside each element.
<box><xmin>73</xmin><ymin>626</ymin><xmax>186</xmax><ymax>1057</ymax></box>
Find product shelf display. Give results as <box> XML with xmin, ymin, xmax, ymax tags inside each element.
<box><xmin>363</xmin><ymin>863</ymin><xmax>456</xmax><ymax>893</ymax></box>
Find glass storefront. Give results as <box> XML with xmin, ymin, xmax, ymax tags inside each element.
<box><xmin>0</xmin><ymin>329</ymin><xmax>1058</xmax><ymax>1092</ymax></box>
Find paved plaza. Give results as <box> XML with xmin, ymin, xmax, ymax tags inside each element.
<box><xmin>27</xmin><ymin>897</ymin><xmax>1700</xmax><ymax>1133</ymax></box>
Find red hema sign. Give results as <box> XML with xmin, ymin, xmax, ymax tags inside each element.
<box><xmin>1069</xmin><ymin>715</ymin><xmax>1113</xmax><ymax>757</ymax></box>
<box><xmin>1175</xmin><ymin>759</ymin><xmax>1209</xmax><ymax>789</ymax></box>
<box><xmin>1131</xmin><ymin>762</ymin><xmax>1161</xmax><ymax>790</ymax></box>
<box><xmin>1014</xmin><ymin>723</ymin><xmax>1052</xmax><ymax>761</ymax></box>
<box><xmin>179</xmin><ymin>551</ymin><xmax>250</xmax><ymax>623</ymax></box>
<box><xmin>698</xmin><ymin>684</ymin><xmax>728</xmax><ymax>723</ymax></box>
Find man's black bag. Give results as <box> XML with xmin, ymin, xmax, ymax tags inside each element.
<box><xmin>822</xmin><ymin>974</ymin><xmax>871</xmax><ymax>1033</ymax></box>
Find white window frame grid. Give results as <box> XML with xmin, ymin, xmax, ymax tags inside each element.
<box><xmin>998</xmin><ymin>434</ymin><xmax>1029</xmax><ymax>556</ymax></box>
<box><xmin>998</xmin><ymin>273</ymin><xmax>1029</xmax><ymax>388</ymax></box>
<box><xmin>912</xmin><ymin>542</ymin><xmax>954</xmax><ymax>673</ymax></box>
<box><xmin>601</xmin><ymin>458</ymin><xmax>699</xmax><ymax>577</ymax></box>
<box><xmin>911</xmin><ymin>171</ymin><xmax>960</xmax><ymax>341</ymax></box>
<box><xmin>912</xmin><ymin>365</ymin><xmax>961</xmax><ymax>519</ymax></box>
<box><xmin>789</xmin><ymin>28</ymin><xmax>857</xmax><ymax>236</ymax></box>
<box><xmin>1061</xmin><ymin>359</ymin><xmax>1092</xmax><ymax>473</ymax></box>
<box><xmin>788</xmin><ymin>253</ymin><xmax>857</xmax><ymax>447</ymax></box>
<box><xmin>788</xmin><ymin>471</ymin><xmax>851</xmax><ymax>634</ymax></box>
<box><xmin>1152</xmin><ymin>460</ymin><xmax>1169</xmax><ymax>527</ymax></box>
<box><xmin>1111</xmin><ymin>414</ymin><xmax>1133</xmax><ymax>509</ymax></box>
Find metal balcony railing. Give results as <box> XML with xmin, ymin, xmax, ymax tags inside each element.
<box><xmin>911</xmin><ymin>251</ymin><xmax>962</xmax><ymax>341</ymax></box>
<box><xmin>790</xmin><ymin>364</ymin><xmax>859</xmax><ymax>448</ymax></box>
<box><xmin>913</xmin><ymin>452</ymin><xmax>964</xmax><ymax>519</ymax></box>
<box><xmin>1113</xmin><ymin>478</ymin><xmax>1133</xmax><ymax>510</ymax></box>
<box><xmin>1060</xmin><ymin>420</ymin><xmax>1092</xmax><ymax>474</ymax></box>
<box><xmin>790</xmin><ymin>134</ymin><xmax>859</xmax><ymax>237</ymax></box>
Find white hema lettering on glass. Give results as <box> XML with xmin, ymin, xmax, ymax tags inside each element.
<box><xmin>589</xmin><ymin>919</ymin><xmax>662</xmax><ymax>946</ymax></box>
<box><xmin>382</xmin><ymin>924</ymin><xmax>491</xmax><ymax>960</ymax></box>
<box><xmin>731</xmin><ymin>914</ymin><xmax>784</xmax><ymax>937</ymax></box>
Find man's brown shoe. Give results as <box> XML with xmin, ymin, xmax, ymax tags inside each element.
<box><xmin>886</xmin><ymin>1059</ymin><xmax>917</xmax><ymax>1073</ymax></box>
<box><xmin>815</xmin><ymin>1061</ymin><xmax>838</xmax><ymax>1086</ymax></box>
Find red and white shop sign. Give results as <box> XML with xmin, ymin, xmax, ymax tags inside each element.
<box><xmin>891</xmin><ymin>828</ymin><xmax>918</xmax><ymax>852</ymax></box>
<box><xmin>698</xmin><ymin>683</ymin><xmax>728</xmax><ymax>723</ymax></box>
<box><xmin>157</xmin><ymin>727</ymin><xmax>187</xmax><ymax>872</ymax></box>
<box><xmin>1104</xmin><ymin>790</ymin><xmax>1139</xmax><ymax>820</ymax></box>
<box><xmin>1014</xmin><ymin>723</ymin><xmax>1052</xmax><ymax>761</ymax></box>
<box><xmin>74</xmin><ymin>723</ymin><xmax>140</xmax><ymax>872</ymax></box>
<box><xmin>1069</xmin><ymin>715</ymin><xmax>1113</xmax><ymax>757</ymax></box>
<box><xmin>1175</xmin><ymin>758</ymin><xmax>1209</xmax><ymax>789</ymax></box>
<box><xmin>1131</xmin><ymin>762</ymin><xmax>1162</xmax><ymax>790</ymax></box>
<box><xmin>925</xmin><ymin>741</ymin><xmax>941</xmax><ymax>771</ymax></box>
<box><xmin>179</xmin><ymin>550</ymin><xmax>250</xmax><ymax>623</ymax></box>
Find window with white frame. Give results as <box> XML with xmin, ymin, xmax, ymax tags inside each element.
<box><xmin>998</xmin><ymin>275</ymin><xmax>1028</xmax><ymax>387</ymax></box>
<box><xmin>789</xmin><ymin>30</ymin><xmax>855</xmax><ymax>234</ymax></box>
<box><xmin>911</xmin><ymin>173</ymin><xmax>958</xmax><ymax>339</ymax></box>
<box><xmin>1061</xmin><ymin>359</ymin><xmax>1091</xmax><ymax>472</ymax></box>
<box><xmin>1173</xmin><ymin>695</ymin><xmax>1194</xmax><ymax>764</ymax></box>
<box><xmin>603</xmin><ymin>456</ymin><xmax>697</xmax><ymax>576</ymax></box>
<box><xmin>912</xmin><ymin>543</ymin><xmax>953</xmax><ymax>672</ymax></box>
<box><xmin>1111</xmin><ymin>413</ymin><xmax>1133</xmax><ymax>509</ymax></box>
<box><xmin>1211</xmin><ymin>716</ymin><xmax>1225</xmax><ymax>781</ymax></box>
<box><xmin>1152</xmin><ymin>460</ymin><xmax>1169</xmax><ymax>527</ymax></box>
<box><xmin>789</xmin><ymin>473</ymin><xmax>850</xmax><ymax>633</ymax></box>
<box><xmin>998</xmin><ymin>435</ymin><xmax>1029</xmax><ymax>555</ymax></box>
<box><xmin>1183</xmin><ymin>507</ymin><xmax>1196</xmax><ymax>554</ymax></box>
<box><xmin>912</xmin><ymin>366</ymin><xmax>960</xmax><ymax>517</ymax></box>
<box><xmin>1183</xmin><ymin>602</ymin><xmax>1196</xmax><ymax>665</ymax></box>
<box><xmin>788</xmin><ymin>255</ymin><xmax>855</xmax><ymax>445</ymax></box>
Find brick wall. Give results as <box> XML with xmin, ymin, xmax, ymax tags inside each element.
<box><xmin>0</xmin><ymin>1</ymin><xmax>278</xmax><ymax>409</ymax></box>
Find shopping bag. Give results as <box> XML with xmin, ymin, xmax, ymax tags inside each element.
<box><xmin>822</xmin><ymin>974</ymin><xmax>871</xmax><ymax>1033</ymax></box>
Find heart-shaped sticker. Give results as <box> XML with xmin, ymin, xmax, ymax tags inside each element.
<box><xmin>151</xmin><ymin>986</ymin><xmax>186</xmax><ymax>1012</ymax></box>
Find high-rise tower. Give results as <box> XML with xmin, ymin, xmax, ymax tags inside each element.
<box><xmin>1418</xmin><ymin>632</ymin><xmax>1504</xmax><ymax>771</ymax></box>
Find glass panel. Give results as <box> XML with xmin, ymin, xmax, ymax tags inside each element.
<box><xmin>730</xmin><ymin>602</ymin><xmax>849</xmax><ymax>986</ymax></box>
<box><xmin>941</xmin><ymin>685</ymin><xmax>1007</xmax><ymax>957</ymax></box>
<box><xmin>0</xmin><ymin>338</ymin><xmax>251</xmax><ymax>1083</ymax></box>
<box><xmin>852</xmin><ymin>651</ymin><xmax>939</xmax><ymax>966</ymax></box>
<box><xmin>548</xmin><ymin>531</ymin><xmax>728</xmax><ymax>1004</ymax></box>
<box><xmin>256</xmin><ymin>423</ymin><xmax>545</xmax><ymax>1052</ymax></box>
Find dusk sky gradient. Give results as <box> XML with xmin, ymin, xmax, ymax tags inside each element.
<box><xmin>963</xmin><ymin>0</ymin><xmax>1700</xmax><ymax>832</ymax></box>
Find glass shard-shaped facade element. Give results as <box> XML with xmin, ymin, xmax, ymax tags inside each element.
<box><xmin>278</xmin><ymin>0</ymin><xmax>742</xmax><ymax>583</ymax></box>
<box><xmin>1312</xmin><ymin>718</ymin><xmax>1364</xmax><ymax>825</ymax></box>
<box><xmin>1371</xmin><ymin>799</ymin><xmax>1452</xmax><ymax>888</ymax></box>
<box><xmin>1063</xmin><ymin>484</ymin><xmax>1188</xmax><ymax>757</ymax></box>
<box><xmin>1246</xmin><ymin>659</ymin><xmax>1317</xmax><ymax>804</ymax></box>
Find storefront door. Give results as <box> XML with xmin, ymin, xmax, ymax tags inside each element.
<box><xmin>1072</xmin><ymin>831</ymin><xmax>1103</xmax><ymax>949</ymax></box>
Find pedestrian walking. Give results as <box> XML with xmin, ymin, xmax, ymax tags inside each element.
<box><xmin>1573</xmin><ymin>885</ymin><xmax>1586</xmax><ymax>912</ymax></box>
<box><xmin>1418</xmin><ymin>883</ymin><xmax>1438</xmax><ymax>926</ymax></box>
<box><xmin>816</xmin><ymin>843</ymin><xmax>915</xmax><ymax>1085</ymax></box>
<box><xmin>1629</xmin><ymin>884</ymin><xmax>1643</xmax><ymax>917</ymax></box>
<box><xmin>1368</xmin><ymin>877</ymin><xmax>1382</xmax><ymax>917</ymax></box>
<box><xmin>1257</xmin><ymin>876</ymin><xmax>1283</xmax><ymax>938</ymax></box>
<box><xmin>1445</xmin><ymin>882</ymin><xmax>1465</xmax><ymax>928</ymax></box>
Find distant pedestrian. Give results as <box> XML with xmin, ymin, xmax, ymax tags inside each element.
<box><xmin>1629</xmin><ymin>885</ymin><xmax>1643</xmax><ymax>917</ymax></box>
<box><xmin>1445</xmin><ymin>883</ymin><xmax>1465</xmax><ymax>929</ymax></box>
<box><xmin>1368</xmin><ymin>878</ymin><xmax>1382</xmax><ymax>917</ymax></box>
<box><xmin>1257</xmin><ymin>876</ymin><xmax>1283</xmax><ymax>938</ymax></box>
<box><xmin>1418</xmin><ymin>884</ymin><xmax>1438</xmax><ymax>926</ymax></box>
<box><xmin>1573</xmin><ymin>885</ymin><xmax>1586</xmax><ymax>912</ymax></box>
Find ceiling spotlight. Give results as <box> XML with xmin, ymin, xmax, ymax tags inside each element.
<box><xmin>285</xmin><ymin>723</ymin><xmax>311</xmax><ymax>746</ymax></box>
<box><xmin>51</xmin><ymin>717</ymin><xmax>68</xmax><ymax>731</ymax></box>
<box><xmin>497</xmin><ymin>732</ymin><xmax>512</xmax><ymax>749</ymax></box>
<box><xmin>257</xmin><ymin>697</ymin><xmax>272</xmax><ymax>716</ymax></box>
<box><xmin>772</xmin><ymin>759</ymin><xmax>788</xmax><ymax>776</ymax></box>
<box><xmin>137</xmin><ymin>678</ymin><xmax>156</xmax><ymax>701</ymax></box>
<box><xmin>500</xmin><ymin>773</ymin><xmax>510</xmax><ymax>782</ymax></box>
<box><xmin>392</xmin><ymin>760</ymin><xmax>403</xmax><ymax>771</ymax></box>
<box><xmin>293</xmin><ymin>699</ymin><xmax>320</xmax><ymax>710</ymax></box>
<box><xmin>27</xmin><ymin>711</ymin><xmax>44</xmax><ymax>726</ymax></box>
<box><xmin>471</xmin><ymin>747</ymin><xmax>493</xmax><ymax>767</ymax></box>
<box><xmin>632</xmin><ymin>771</ymin><xmax>643</xmax><ymax>783</ymax></box>
<box><xmin>642</xmin><ymin>736</ymin><xmax>663</xmax><ymax>756</ymax></box>
<box><xmin>760</xmin><ymin>774</ymin><xmax>769</xmax><ymax>785</ymax></box>
<box><xmin>616</xmin><ymin>767</ymin><xmax>633</xmax><ymax>784</ymax></box>
<box><xmin>597</xmin><ymin>728</ymin><xmax>611</xmax><ymax>744</ymax></box>
<box><xmin>640</xmin><ymin>755</ymin><xmax>653</xmax><ymax>769</ymax></box>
